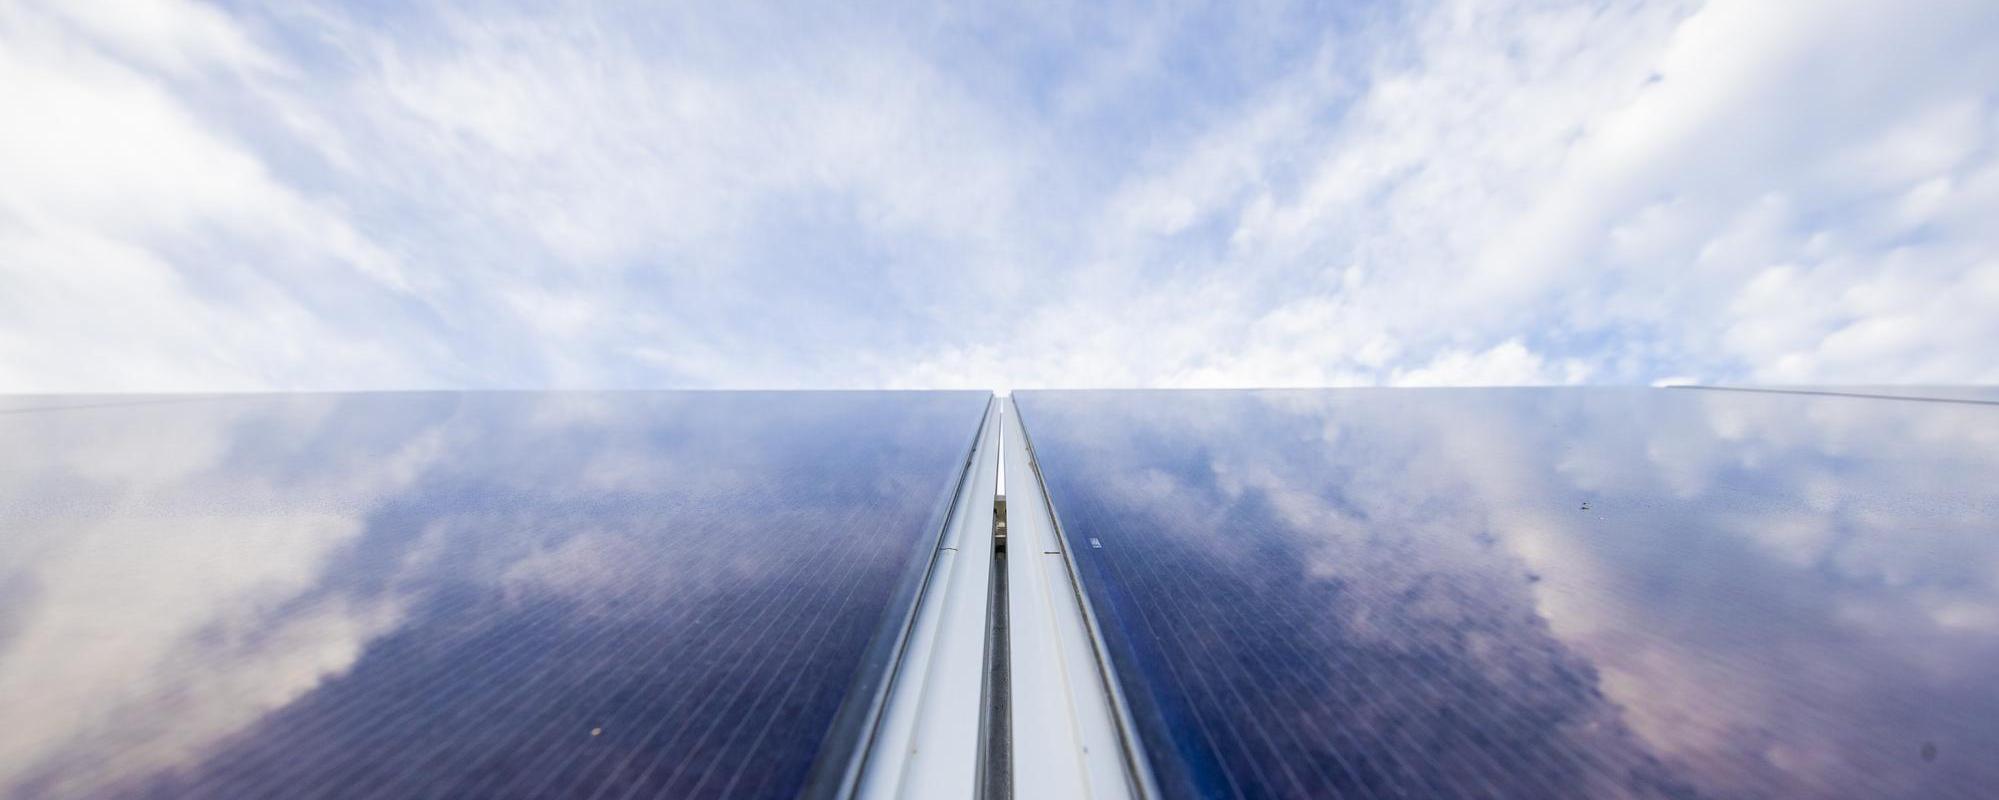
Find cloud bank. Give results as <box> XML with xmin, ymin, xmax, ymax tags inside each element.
<box><xmin>2</xmin><ymin>0</ymin><xmax>1995</xmax><ymax>391</ymax></box>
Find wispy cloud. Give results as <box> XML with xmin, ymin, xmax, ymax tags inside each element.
<box><xmin>2</xmin><ymin>0</ymin><xmax>1994</xmax><ymax>391</ymax></box>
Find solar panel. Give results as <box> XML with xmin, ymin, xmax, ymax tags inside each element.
<box><xmin>1015</xmin><ymin>388</ymin><xmax>1999</xmax><ymax>800</ymax></box>
<box><xmin>0</xmin><ymin>391</ymin><xmax>989</xmax><ymax>799</ymax></box>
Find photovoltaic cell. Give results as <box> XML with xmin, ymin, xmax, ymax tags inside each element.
<box><xmin>0</xmin><ymin>391</ymin><xmax>989</xmax><ymax>799</ymax></box>
<box><xmin>1016</xmin><ymin>388</ymin><xmax>1999</xmax><ymax>800</ymax></box>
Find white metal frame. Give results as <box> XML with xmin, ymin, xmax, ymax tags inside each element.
<box><xmin>854</xmin><ymin>394</ymin><xmax>1154</xmax><ymax>800</ymax></box>
<box><xmin>858</xmin><ymin>397</ymin><xmax>1003</xmax><ymax>799</ymax></box>
<box><xmin>1001</xmin><ymin>396</ymin><xmax>1150</xmax><ymax>800</ymax></box>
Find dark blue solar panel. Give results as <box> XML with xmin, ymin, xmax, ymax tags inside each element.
<box><xmin>0</xmin><ymin>391</ymin><xmax>988</xmax><ymax>799</ymax></box>
<box><xmin>1016</xmin><ymin>388</ymin><xmax>1999</xmax><ymax>800</ymax></box>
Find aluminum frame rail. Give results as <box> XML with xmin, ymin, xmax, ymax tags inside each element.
<box><xmin>855</xmin><ymin>395</ymin><xmax>1152</xmax><ymax>800</ymax></box>
<box><xmin>999</xmin><ymin>396</ymin><xmax>1151</xmax><ymax>800</ymax></box>
<box><xmin>857</xmin><ymin>397</ymin><xmax>1005</xmax><ymax>799</ymax></box>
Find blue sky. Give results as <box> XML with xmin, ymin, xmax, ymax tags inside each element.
<box><xmin>2</xmin><ymin>0</ymin><xmax>1996</xmax><ymax>391</ymax></box>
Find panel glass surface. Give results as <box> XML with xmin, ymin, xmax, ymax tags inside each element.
<box><xmin>1016</xmin><ymin>388</ymin><xmax>1999</xmax><ymax>800</ymax></box>
<box><xmin>0</xmin><ymin>391</ymin><xmax>988</xmax><ymax>799</ymax></box>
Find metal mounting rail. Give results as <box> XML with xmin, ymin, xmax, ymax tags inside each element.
<box><xmin>857</xmin><ymin>397</ymin><xmax>1004</xmax><ymax>799</ymax></box>
<box><xmin>1001</xmin><ymin>396</ymin><xmax>1153</xmax><ymax>800</ymax></box>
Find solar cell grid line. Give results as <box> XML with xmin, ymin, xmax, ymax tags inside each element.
<box><xmin>1166</xmin><ymin>621</ymin><xmax>1396</xmax><ymax>800</ymax></box>
<box><xmin>410</xmin><ymin>559</ymin><xmax>732</xmax><ymax>797</ymax></box>
<box><xmin>637</xmin><ymin>405</ymin><xmax>979</xmax><ymax>797</ymax></box>
<box><xmin>196</xmin><ymin>547</ymin><xmax>592</xmax><ymax>769</ymax></box>
<box><xmin>220</xmin><ymin>477</ymin><xmax>834</xmax><ymax>797</ymax></box>
<box><xmin>191</xmin><ymin>563</ymin><xmax>613</xmax><ymax>797</ymax></box>
<box><xmin>1140</xmin><ymin>508</ymin><xmax>1589</xmax><ymax>797</ymax></box>
<box><xmin>591</xmin><ymin>576</ymin><xmax>830</xmax><ymax>795</ymax></box>
<box><xmin>1015</xmin><ymin>388</ymin><xmax>1999</xmax><ymax>800</ymax></box>
<box><xmin>1111</xmin><ymin>396</ymin><xmax>1607</xmax><ymax>796</ymax></box>
<box><xmin>352</xmin><ymin>532</ymin><xmax>750</xmax><ymax>800</ymax></box>
<box><xmin>1102</xmin><ymin>523</ymin><xmax>1446</xmax><ymax>800</ymax></box>
<box><xmin>1055</xmin><ymin>438</ymin><xmax>1659</xmax><ymax>799</ymax></box>
<box><xmin>1308</xmin><ymin>596</ymin><xmax>1576</xmax><ymax>797</ymax></box>
<box><xmin>1170</xmin><ymin>588</ymin><xmax>1324</xmax><ymax>795</ymax></box>
<box><xmin>683</xmin><ymin>468</ymin><xmax>953</xmax><ymax>798</ymax></box>
<box><xmin>203</xmin><ymin>508</ymin><xmax>825</xmax><ymax>798</ymax></box>
<box><xmin>1040</xmin><ymin>497</ymin><xmax>1273</xmax><ymax>799</ymax></box>
<box><xmin>1057</xmin><ymin>496</ymin><xmax>1452</xmax><ymax>800</ymax></box>
<box><xmin>539</xmin><ymin>536</ymin><xmax>867</xmax><ymax>796</ymax></box>
<box><xmin>362</xmin><ymin>628</ymin><xmax>629</xmax><ymax>795</ymax></box>
<box><xmin>1359</xmin><ymin>528</ymin><xmax>1719</xmax><ymax>792</ymax></box>
<box><xmin>1379</xmin><ymin>601</ymin><xmax>1668</xmax><ymax>789</ymax></box>
<box><xmin>277</xmin><ymin>502</ymin><xmax>761</xmax><ymax>800</ymax></box>
<box><xmin>531</xmin><ymin>500</ymin><xmax>910</xmax><ymax>799</ymax></box>
<box><xmin>1123</xmin><ymin>566</ymin><xmax>1316</xmax><ymax>797</ymax></box>
<box><xmin>1015</xmin><ymin>394</ymin><xmax>1559</xmax><ymax>800</ymax></box>
<box><xmin>1246</xmin><ymin>570</ymin><xmax>1532</xmax><ymax>797</ymax></box>
<box><xmin>0</xmin><ymin>391</ymin><xmax>991</xmax><ymax>800</ymax></box>
<box><xmin>459</xmin><ymin>623</ymin><xmax>710</xmax><ymax>797</ymax></box>
<box><xmin>443</xmin><ymin>536</ymin><xmax>820</xmax><ymax>798</ymax></box>
<box><xmin>655</xmin><ymin>412</ymin><xmax>991</xmax><ymax>800</ymax></box>
<box><xmin>281</xmin><ymin>613</ymin><xmax>579</xmax><ymax>798</ymax></box>
<box><xmin>1152</xmin><ymin>526</ymin><xmax>1479</xmax><ymax>798</ymax></box>
<box><xmin>286</xmin><ymin>543</ymin><xmax>686</xmax><ymax>798</ymax></box>
<box><xmin>680</xmin><ymin>519</ymin><xmax>909</xmax><ymax>799</ymax></box>
<box><xmin>1351</xmin><ymin>547</ymin><xmax>1724</xmax><ymax>789</ymax></box>
<box><xmin>659</xmin><ymin>532</ymin><xmax>895</xmax><ymax>792</ymax></box>
<box><xmin>403</xmin><ymin>400</ymin><xmax>967</xmax><ymax>792</ymax></box>
<box><xmin>615</xmin><ymin>507</ymin><xmax>904</xmax><ymax>799</ymax></box>
<box><xmin>490</xmin><ymin>513</ymin><xmax>867</xmax><ymax>797</ymax></box>
<box><xmin>1073</xmin><ymin>499</ymin><xmax>1544</xmax><ymax>793</ymax></box>
<box><xmin>455</xmin><ymin>463</ymin><xmax>858</xmax><ymax>797</ymax></box>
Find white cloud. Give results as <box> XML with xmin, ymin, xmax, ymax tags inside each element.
<box><xmin>37</xmin><ymin>0</ymin><xmax>274</xmax><ymax>77</ymax></box>
<box><xmin>1391</xmin><ymin>339</ymin><xmax>1587</xmax><ymax>387</ymax></box>
<box><xmin>0</xmin><ymin>0</ymin><xmax>1994</xmax><ymax>390</ymax></box>
<box><xmin>0</xmin><ymin>2</ymin><xmax>437</xmax><ymax>391</ymax></box>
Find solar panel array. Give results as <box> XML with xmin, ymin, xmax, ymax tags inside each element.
<box><xmin>7</xmin><ymin>387</ymin><xmax>1998</xmax><ymax>800</ymax></box>
<box><xmin>1016</xmin><ymin>388</ymin><xmax>1999</xmax><ymax>800</ymax></box>
<box><xmin>0</xmin><ymin>392</ymin><xmax>988</xmax><ymax>799</ymax></box>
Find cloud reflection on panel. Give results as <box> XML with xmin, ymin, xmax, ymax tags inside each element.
<box><xmin>0</xmin><ymin>392</ymin><xmax>982</xmax><ymax>799</ymax></box>
<box><xmin>1017</xmin><ymin>389</ymin><xmax>1999</xmax><ymax>799</ymax></box>
<box><xmin>0</xmin><ymin>395</ymin><xmax>445</xmax><ymax>797</ymax></box>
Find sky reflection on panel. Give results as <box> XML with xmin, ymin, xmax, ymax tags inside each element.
<box><xmin>1018</xmin><ymin>388</ymin><xmax>1999</xmax><ymax>800</ymax></box>
<box><xmin>0</xmin><ymin>391</ymin><xmax>987</xmax><ymax>799</ymax></box>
